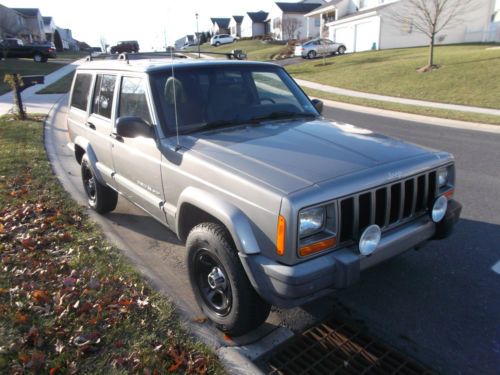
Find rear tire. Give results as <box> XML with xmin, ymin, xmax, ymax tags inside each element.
<box><xmin>215</xmin><ymin>42</ymin><xmax>221</xmax><ymax>46</ymax></box>
<box><xmin>33</xmin><ymin>53</ymin><xmax>43</xmax><ymax>63</ymax></box>
<box><xmin>186</xmin><ymin>223</ymin><xmax>271</xmax><ymax>336</ymax></box>
<box><xmin>81</xmin><ymin>155</ymin><xmax>118</xmax><ymax>214</ymax></box>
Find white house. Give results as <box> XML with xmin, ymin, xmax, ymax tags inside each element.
<box><xmin>210</xmin><ymin>18</ymin><xmax>231</xmax><ymax>35</ymax></box>
<box><xmin>241</xmin><ymin>11</ymin><xmax>270</xmax><ymax>37</ymax></box>
<box><xmin>322</xmin><ymin>0</ymin><xmax>500</xmax><ymax>53</ymax></box>
<box><xmin>174</xmin><ymin>34</ymin><xmax>196</xmax><ymax>49</ymax></box>
<box><xmin>268</xmin><ymin>0</ymin><xmax>326</xmax><ymax>40</ymax></box>
<box><xmin>229</xmin><ymin>16</ymin><xmax>244</xmax><ymax>37</ymax></box>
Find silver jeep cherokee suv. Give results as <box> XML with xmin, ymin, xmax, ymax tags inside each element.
<box><xmin>67</xmin><ymin>55</ymin><xmax>461</xmax><ymax>336</ymax></box>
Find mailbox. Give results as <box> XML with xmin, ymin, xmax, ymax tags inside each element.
<box><xmin>19</xmin><ymin>75</ymin><xmax>45</xmax><ymax>92</ymax></box>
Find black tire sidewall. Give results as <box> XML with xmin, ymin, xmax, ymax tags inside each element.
<box><xmin>80</xmin><ymin>155</ymin><xmax>117</xmax><ymax>214</ymax></box>
<box><xmin>186</xmin><ymin>223</ymin><xmax>270</xmax><ymax>336</ymax></box>
<box><xmin>308</xmin><ymin>50</ymin><xmax>316</xmax><ymax>59</ymax></box>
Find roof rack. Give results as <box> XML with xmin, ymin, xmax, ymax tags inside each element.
<box><xmin>85</xmin><ymin>50</ymin><xmax>247</xmax><ymax>63</ymax></box>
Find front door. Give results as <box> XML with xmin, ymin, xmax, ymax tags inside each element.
<box><xmin>111</xmin><ymin>75</ymin><xmax>166</xmax><ymax>223</ymax></box>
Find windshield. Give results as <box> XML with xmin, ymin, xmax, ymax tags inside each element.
<box><xmin>151</xmin><ymin>65</ymin><xmax>318</xmax><ymax>135</ymax></box>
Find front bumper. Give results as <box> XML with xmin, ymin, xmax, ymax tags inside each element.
<box><xmin>240</xmin><ymin>199</ymin><xmax>462</xmax><ymax>308</ymax></box>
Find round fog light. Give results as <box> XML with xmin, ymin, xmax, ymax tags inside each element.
<box><xmin>359</xmin><ymin>224</ymin><xmax>381</xmax><ymax>256</ymax></box>
<box><xmin>432</xmin><ymin>195</ymin><xmax>448</xmax><ymax>223</ymax></box>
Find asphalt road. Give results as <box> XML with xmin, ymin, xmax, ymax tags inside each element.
<box><xmin>47</xmin><ymin>98</ymin><xmax>499</xmax><ymax>374</ymax></box>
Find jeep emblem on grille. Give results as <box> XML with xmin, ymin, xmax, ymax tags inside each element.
<box><xmin>388</xmin><ymin>171</ymin><xmax>403</xmax><ymax>181</ymax></box>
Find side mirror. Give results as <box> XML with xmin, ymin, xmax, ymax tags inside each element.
<box><xmin>311</xmin><ymin>99</ymin><xmax>323</xmax><ymax>115</ymax></box>
<box><xmin>116</xmin><ymin>116</ymin><xmax>153</xmax><ymax>138</ymax></box>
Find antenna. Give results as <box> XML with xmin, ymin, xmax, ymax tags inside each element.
<box><xmin>169</xmin><ymin>32</ymin><xmax>181</xmax><ymax>151</ymax></box>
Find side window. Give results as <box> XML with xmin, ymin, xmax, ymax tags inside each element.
<box><xmin>92</xmin><ymin>74</ymin><xmax>116</xmax><ymax>119</ymax></box>
<box><xmin>70</xmin><ymin>73</ymin><xmax>92</xmax><ymax>111</ymax></box>
<box><xmin>119</xmin><ymin>77</ymin><xmax>152</xmax><ymax>124</ymax></box>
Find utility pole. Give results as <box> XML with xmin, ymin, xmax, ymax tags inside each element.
<box><xmin>196</xmin><ymin>12</ymin><xmax>200</xmax><ymax>58</ymax></box>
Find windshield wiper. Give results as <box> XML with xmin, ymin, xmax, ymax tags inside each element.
<box><xmin>180</xmin><ymin>119</ymin><xmax>247</xmax><ymax>135</ymax></box>
<box><xmin>249</xmin><ymin>111</ymin><xmax>317</xmax><ymax>123</ymax></box>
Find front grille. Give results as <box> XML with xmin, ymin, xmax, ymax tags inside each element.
<box><xmin>338</xmin><ymin>171</ymin><xmax>437</xmax><ymax>243</ymax></box>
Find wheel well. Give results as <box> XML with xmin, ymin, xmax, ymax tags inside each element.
<box><xmin>74</xmin><ymin>144</ymin><xmax>85</xmax><ymax>165</ymax></box>
<box><xmin>178</xmin><ymin>203</ymin><xmax>231</xmax><ymax>244</ymax></box>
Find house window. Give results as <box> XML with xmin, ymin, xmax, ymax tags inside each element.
<box><xmin>402</xmin><ymin>17</ymin><xmax>413</xmax><ymax>34</ymax></box>
<box><xmin>314</xmin><ymin>17</ymin><xmax>320</xmax><ymax>27</ymax></box>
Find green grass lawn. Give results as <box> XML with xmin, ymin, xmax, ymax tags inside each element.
<box><xmin>287</xmin><ymin>44</ymin><xmax>500</xmax><ymax>109</ymax></box>
<box><xmin>0</xmin><ymin>59</ymin><xmax>66</xmax><ymax>95</ymax></box>
<box><xmin>187</xmin><ymin>39</ymin><xmax>286</xmax><ymax>61</ymax></box>
<box><xmin>37</xmin><ymin>71</ymin><xmax>75</xmax><ymax>94</ymax></box>
<box><xmin>304</xmin><ymin>88</ymin><xmax>500</xmax><ymax>125</ymax></box>
<box><xmin>0</xmin><ymin>116</ymin><xmax>223</xmax><ymax>373</ymax></box>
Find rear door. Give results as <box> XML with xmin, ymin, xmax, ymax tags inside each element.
<box><xmin>86</xmin><ymin>73</ymin><xmax>117</xmax><ymax>187</ymax></box>
<box><xmin>111</xmin><ymin>75</ymin><xmax>165</xmax><ymax>222</ymax></box>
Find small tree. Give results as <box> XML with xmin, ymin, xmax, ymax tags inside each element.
<box><xmin>388</xmin><ymin>0</ymin><xmax>468</xmax><ymax>71</ymax></box>
<box><xmin>282</xmin><ymin>16</ymin><xmax>302</xmax><ymax>41</ymax></box>
<box><xmin>4</xmin><ymin>74</ymin><xmax>27</xmax><ymax>120</ymax></box>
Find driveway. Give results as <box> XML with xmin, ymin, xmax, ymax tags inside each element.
<box><xmin>45</xmin><ymin>96</ymin><xmax>500</xmax><ymax>374</ymax></box>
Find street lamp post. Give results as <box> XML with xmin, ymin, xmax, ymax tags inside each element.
<box><xmin>196</xmin><ymin>13</ymin><xmax>200</xmax><ymax>58</ymax></box>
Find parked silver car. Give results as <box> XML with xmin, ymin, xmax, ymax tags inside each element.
<box><xmin>67</xmin><ymin>55</ymin><xmax>461</xmax><ymax>336</ymax></box>
<box><xmin>295</xmin><ymin>38</ymin><xmax>346</xmax><ymax>59</ymax></box>
<box><xmin>210</xmin><ymin>34</ymin><xmax>235</xmax><ymax>46</ymax></box>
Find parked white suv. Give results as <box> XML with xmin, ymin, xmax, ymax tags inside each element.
<box><xmin>210</xmin><ymin>34</ymin><xmax>235</xmax><ymax>46</ymax></box>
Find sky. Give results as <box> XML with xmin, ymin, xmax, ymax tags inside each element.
<box><xmin>2</xmin><ymin>0</ymin><xmax>286</xmax><ymax>50</ymax></box>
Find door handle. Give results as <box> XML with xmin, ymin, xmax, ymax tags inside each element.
<box><xmin>86</xmin><ymin>122</ymin><xmax>96</xmax><ymax>130</ymax></box>
<box><xmin>110</xmin><ymin>132</ymin><xmax>123</xmax><ymax>142</ymax></box>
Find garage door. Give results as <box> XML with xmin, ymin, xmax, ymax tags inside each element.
<box><xmin>333</xmin><ymin>26</ymin><xmax>355</xmax><ymax>53</ymax></box>
<box><xmin>355</xmin><ymin>19</ymin><xmax>379</xmax><ymax>52</ymax></box>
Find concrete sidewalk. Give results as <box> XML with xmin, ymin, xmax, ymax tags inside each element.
<box><xmin>294</xmin><ymin>78</ymin><xmax>500</xmax><ymax>117</ymax></box>
<box><xmin>0</xmin><ymin>58</ymin><xmax>84</xmax><ymax>115</ymax></box>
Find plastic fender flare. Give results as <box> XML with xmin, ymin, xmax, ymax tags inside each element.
<box><xmin>74</xmin><ymin>136</ymin><xmax>106</xmax><ymax>185</ymax></box>
<box><xmin>177</xmin><ymin>187</ymin><xmax>260</xmax><ymax>255</ymax></box>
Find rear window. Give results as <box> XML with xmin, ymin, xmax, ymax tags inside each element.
<box><xmin>70</xmin><ymin>73</ymin><xmax>92</xmax><ymax>111</ymax></box>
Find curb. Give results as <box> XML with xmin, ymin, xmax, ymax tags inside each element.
<box><xmin>317</xmin><ymin>97</ymin><xmax>500</xmax><ymax>134</ymax></box>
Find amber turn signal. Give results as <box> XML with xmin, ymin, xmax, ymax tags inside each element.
<box><xmin>299</xmin><ymin>237</ymin><xmax>336</xmax><ymax>257</ymax></box>
<box><xmin>276</xmin><ymin>215</ymin><xmax>286</xmax><ymax>256</ymax></box>
<box><xmin>444</xmin><ymin>189</ymin><xmax>454</xmax><ymax>199</ymax></box>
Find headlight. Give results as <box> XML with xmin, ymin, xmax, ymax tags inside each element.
<box><xmin>299</xmin><ymin>207</ymin><xmax>325</xmax><ymax>238</ymax></box>
<box><xmin>438</xmin><ymin>168</ymin><xmax>449</xmax><ymax>188</ymax></box>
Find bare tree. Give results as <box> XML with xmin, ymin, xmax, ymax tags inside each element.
<box><xmin>99</xmin><ymin>36</ymin><xmax>109</xmax><ymax>53</ymax></box>
<box><xmin>0</xmin><ymin>8</ymin><xmax>28</xmax><ymax>59</ymax></box>
<box><xmin>388</xmin><ymin>0</ymin><xmax>468</xmax><ymax>71</ymax></box>
<box><xmin>282</xmin><ymin>16</ymin><xmax>302</xmax><ymax>40</ymax></box>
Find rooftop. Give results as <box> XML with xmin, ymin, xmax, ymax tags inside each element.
<box><xmin>275</xmin><ymin>2</ymin><xmax>323</xmax><ymax>13</ymax></box>
<box><xmin>210</xmin><ymin>18</ymin><xmax>231</xmax><ymax>29</ymax></box>
<box><xmin>247</xmin><ymin>11</ymin><xmax>269</xmax><ymax>23</ymax></box>
<box><xmin>13</xmin><ymin>8</ymin><xmax>41</xmax><ymax>17</ymax></box>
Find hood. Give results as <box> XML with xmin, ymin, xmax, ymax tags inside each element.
<box><xmin>182</xmin><ymin>119</ymin><xmax>432</xmax><ymax>194</ymax></box>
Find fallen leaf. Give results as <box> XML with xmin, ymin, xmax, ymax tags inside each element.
<box><xmin>31</xmin><ymin>290</ymin><xmax>50</xmax><ymax>303</ymax></box>
<box><xmin>60</xmin><ymin>232</ymin><xmax>73</xmax><ymax>242</ymax></box>
<box><xmin>192</xmin><ymin>317</ymin><xmax>208</xmax><ymax>324</ymax></box>
<box><xmin>21</xmin><ymin>237</ymin><xmax>36</xmax><ymax>250</ymax></box>
<box><xmin>167</xmin><ymin>359</ymin><xmax>183</xmax><ymax>373</ymax></box>
<box><xmin>50</xmin><ymin>367</ymin><xmax>59</xmax><ymax>375</ymax></box>
<box><xmin>14</xmin><ymin>311</ymin><xmax>29</xmax><ymax>323</ymax></box>
<box><xmin>0</xmin><ymin>223</ymin><xmax>3</xmax><ymax>233</ymax></box>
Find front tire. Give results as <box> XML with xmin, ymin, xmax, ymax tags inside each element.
<box><xmin>337</xmin><ymin>46</ymin><xmax>346</xmax><ymax>55</ymax></box>
<box><xmin>81</xmin><ymin>155</ymin><xmax>118</xmax><ymax>214</ymax></box>
<box><xmin>215</xmin><ymin>42</ymin><xmax>221</xmax><ymax>46</ymax></box>
<box><xmin>186</xmin><ymin>223</ymin><xmax>271</xmax><ymax>336</ymax></box>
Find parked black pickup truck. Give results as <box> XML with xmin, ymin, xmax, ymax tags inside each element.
<box><xmin>0</xmin><ymin>38</ymin><xmax>57</xmax><ymax>63</ymax></box>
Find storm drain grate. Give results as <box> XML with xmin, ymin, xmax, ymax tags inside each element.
<box><xmin>264</xmin><ymin>316</ymin><xmax>434</xmax><ymax>375</ymax></box>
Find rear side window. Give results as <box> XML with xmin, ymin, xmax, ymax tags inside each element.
<box><xmin>119</xmin><ymin>77</ymin><xmax>152</xmax><ymax>124</ymax></box>
<box><xmin>92</xmin><ymin>74</ymin><xmax>116</xmax><ymax>119</ymax></box>
<box><xmin>70</xmin><ymin>73</ymin><xmax>92</xmax><ymax>111</ymax></box>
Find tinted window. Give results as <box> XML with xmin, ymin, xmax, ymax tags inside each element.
<box><xmin>70</xmin><ymin>73</ymin><xmax>92</xmax><ymax>111</ymax></box>
<box><xmin>151</xmin><ymin>66</ymin><xmax>317</xmax><ymax>134</ymax></box>
<box><xmin>119</xmin><ymin>77</ymin><xmax>152</xmax><ymax>123</ymax></box>
<box><xmin>92</xmin><ymin>74</ymin><xmax>116</xmax><ymax>119</ymax></box>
